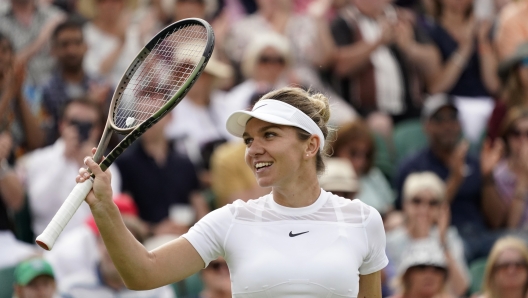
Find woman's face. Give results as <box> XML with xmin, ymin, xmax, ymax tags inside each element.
<box><xmin>404</xmin><ymin>189</ymin><xmax>442</xmax><ymax>225</ymax></box>
<box><xmin>96</xmin><ymin>0</ymin><xmax>125</xmax><ymax>20</ymax></box>
<box><xmin>254</xmin><ymin>47</ymin><xmax>287</xmax><ymax>85</ymax></box>
<box><xmin>493</xmin><ymin>248</ymin><xmax>528</xmax><ymax>290</ymax></box>
<box><xmin>335</xmin><ymin>139</ymin><xmax>371</xmax><ymax>175</ymax></box>
<box><xmin>507</xmin><ymin>118</ymin><xmax>528</xmax><ymax>157</ymax></box>
<box><xmin>405</xmin><ymin>265</ymin><xmax>447</xmax><ymax>296</ymax></box>
<box><xmin>244</xmin><ymin>118</ymin><xmax>310</xmax><ymax>188</ymax></box>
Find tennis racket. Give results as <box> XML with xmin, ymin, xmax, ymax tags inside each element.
<box><xmin>36</xmin><ymin>18</ymin><xmax>215</xmax><ymax>250</ymax></box>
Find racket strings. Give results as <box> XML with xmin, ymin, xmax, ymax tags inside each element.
<box><xmin>113</xmin><ymin>24</ymin><xmax>208</xmax><ymax>129</ymax></box>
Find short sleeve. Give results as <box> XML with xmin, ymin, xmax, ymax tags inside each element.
<box><xmin>181</xmin><ymin>205</ymin><xmax>234</xmax><ymax>267</ymax></box>
<box><xmin>359</xmin><ymin>207</ymin><xmax>389</xmax><ymax>275</ymax></box>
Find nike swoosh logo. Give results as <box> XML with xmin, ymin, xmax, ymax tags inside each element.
<box><xmin>289</xmin><ymin>231</ymin><xmax>309</xmax><ymax>237</ymax></box>
<box><xmin>252</xmin><ymin>104</ymin><xmax>267</xmax><ymax>111</ymax></box>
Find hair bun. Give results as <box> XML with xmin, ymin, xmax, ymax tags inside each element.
<box><xmin>309</xmin><ymin>92</ymin><xmax>331</xmax><ymax>125</ymax></box>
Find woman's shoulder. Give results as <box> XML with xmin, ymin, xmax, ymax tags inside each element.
<box><xmin>326</xmin><ymin>192</ymin><xmax>381</xmax><ymax>225</ymax></box>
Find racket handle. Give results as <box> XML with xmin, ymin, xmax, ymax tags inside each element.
<box><xmin>36</xmin><ymin>178</ymin><xmax>94</xmax><ymax>250</ymax></box>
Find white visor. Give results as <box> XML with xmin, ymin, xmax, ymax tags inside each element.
<box><xmin>226</xmin><ymin>99</ymin><xmax>325</xmax><ymax>150</ymax></box>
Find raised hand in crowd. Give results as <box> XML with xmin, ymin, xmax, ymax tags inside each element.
<box><xmin>480</xmin><ymin>138</ymin><xmax>505</xmax><ymax>179</ymax></box>
<box><xmin>445</xmin><ymin>140</ymin><xmax>470</xmax><ymax>202</ymax></box>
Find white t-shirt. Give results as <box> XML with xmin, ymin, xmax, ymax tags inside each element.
<box><xmin>182</xmin><ymin>189</ymin><xmax>388</xmax><ymax>298</ymax></box>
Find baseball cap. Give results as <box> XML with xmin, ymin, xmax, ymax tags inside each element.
<box><xmin>398</xmin><ymin>240</ymin><xmax>447</xmax><ymax>276</ymax></box>
<box><xmin>319</xmin><ymin>158</ymin><xmax>359</xmax><ymax>193</ymax></box>
<box><xmin>14</xmin><ymin>259</ymin><xmax>55</xmax><ymax>286</ymax></box>
<box><xmin>226</xmin><ymin>99</ymin><xmax>325</xmax><ymax>150</ymax></box>
<box><xmin>421</xmin><ymin>94</ymin><xmax>458</xmax><ymax>120</ymax></box>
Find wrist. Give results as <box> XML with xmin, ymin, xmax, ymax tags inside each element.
<box><xmin>451</xmin><ymin>51</ymin><xmax>467</xmax><ymax>68</ymax></box>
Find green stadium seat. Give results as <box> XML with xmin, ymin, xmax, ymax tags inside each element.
<box><xmin>393</xmin><ymin>119</ymin><xmax>428</xmax><ymax>164</ymax></box>
<box><xmin>373</xmin><ymin>133</ymin><xmax>394</xmax><ymax>181</ymax></box>
<box><xmin>469</xmin><ymin>257</ymin><xmax>488</xmax><ymax>295</ymax></box>
<box><xmin>172</xmin><ymin>272</ymin><xmax>204</xmax><ymax>298</ymax></box>
<box><xmin>0</xmin><ymin>266</ymin><xmax>16</xmax><ymax>298</ymax></box>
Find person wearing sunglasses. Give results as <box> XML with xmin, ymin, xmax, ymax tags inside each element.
<box><xmin>477</xmin><ymin>236</ymin><xmax>528</xmax><ymax>298</ymax></box>
<box><xmin>493</xmin><ymin>107</ymin><xmax>528</xmax><ymax>229</ymax></box>
<box><xmin>390</xmin><ymin>240</ymin><xmax>454</xmax><ymax>298</ymax></box>
<box><xmin>387</xmin><ymin>171</ymin><xmax>469</xmax><ymax>297</ymax></box>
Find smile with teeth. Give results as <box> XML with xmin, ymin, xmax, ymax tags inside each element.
<box><xmin>255</xmin><ymin>162</ymin><xmax>273</xmax><ymax>170</ymax></box>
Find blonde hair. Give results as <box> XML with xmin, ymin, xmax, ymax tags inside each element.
<box><xmin>241</xmin><ymin>33</ymin><xmax>292</xmax><ymax>80</ymax></box>
<box><xmin>482</xmin><ymin>236</ymin><xmax>528</xmax><ymax>298</ymax></box>
<box><xmin>403</xmin><ymin>172</ymin><xmax>446</xmax><ymax>202</ymax></box>
<box><xmin>259</xmin><ymin>87</ymin><xmax>331</xmax><ymax>173</ymax></box>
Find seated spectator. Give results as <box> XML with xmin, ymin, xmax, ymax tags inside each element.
<box><xmin>210</xmin><ymin>141</ymin><xmax>270</xmax><ymax>207</ymax></box>
<box><xmin>164</xmin><ymin>56</ymin><xmax>234</xmax><ymax>165</ymax></box>
<box><xmin>394</xmin><ymin>94</ymin><xmax>505</xmax><ymax>262</ymax></box>
<box><xmin>330</xmin><ymin>120</ymin><xmax>394</xmax><ymax>214</ymax></box>
<box><xmin>59</xmin><ymin>215</ymin><xmax>174</xmax><ymax>297</ymax></box>
<box><xmin>14</xmin><ymin>258</ymin><xmax>58</xmax><ymax>298</ymax></box>
<box><xmin>493</xmin><ymin>107</ymin><xmax>528</xmax><ymax>229</ymax></box>
<box><xmin>390</xmin><ymin>240</ymin><xmax>454</xmax><ymax>298</ymax></box>
<box><xmin>17</xmin><ymin>99</ymin><xmax>121</xmax><ymax>236</ymax></box>
<box><xmin>44</xmin><ymin>194</ymin><xmax>141</xmax><ymax>283</ymax></box>
<box><xmin>477</xmin><ymin>236</ymin><xmax>528</xmax><ymax>298</ymax></box>
<box><xmin>329</xmin><ymin>0</ymin><xmax>437</xmax><ymax>125</ymax></box>
<box><xmin>0</xmin><ymin>0</ymin><xmax>65</xmax><ymax>91</ymax></box>
<box><xmin>494</xmin><ymin>0</ymin><xmax>528</xmax><ymax>61</ymax></box>
<box><xmin>82</xmin><ymin>0</ymin><xmax>144</xmax><ymax>87</ymax></box>
<box><xmin>0</xmin><ymin>33</ymin><xmax>45</xmax><ymax>153</ymax></box>
<box><xmin>41</xmin><ymin>18</ymin><xmax>112</xmax><ymax>145</ymax></box>
<box><xmin>318</xmin><ymin>157</ymin><xmax>358</xmax><ymax>200</ymax></box>
<box><xmin>488</xmin><ymin>42</ymin><xmax>528</xmax><ymax>140</ymax></box>
<box><xmin>198</xmin><ymin>257</ymin><xmax>231</xmax><ymax>298</ymax></box>
<box><xmin>115</xmin><ymin>107</ymin><xmax>206</xmax><ymax>236</ymax></box>
<box><xmin>387</xmin><ymin>172</ymin><xmax>469</xmax><ymax>296</ymax></box>
<box><xmin>426</xmin><ymin>0</ymin><xmax>500</xmax><ymax>143</ymax></box>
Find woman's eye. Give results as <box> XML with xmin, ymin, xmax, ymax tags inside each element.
<box><xmin>244</xmin><ymin>138</ymin><xmax>253</xmax><ymax>145</ymax></box>
<box><xmin>265</xmin><ymin>132</ymin><xmax>276</xmax><ymax>138</ymax></box>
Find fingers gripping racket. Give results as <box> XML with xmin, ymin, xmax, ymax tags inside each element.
<box><xmin>36</xmin><ymin>18</ymin><xmax>215</xmax><ymax>250</ymax></box>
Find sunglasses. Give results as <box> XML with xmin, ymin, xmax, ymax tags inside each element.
<box><xmin>207</xmin><ymin>261</ymin><xmax>228</xmax><ymax>272</ymax></box>
<box><xmin>494</xmin><ymin>261</ymin><xmax>528</xmax><ymax>272</ymax></box>
<box><xmin>509</xmin><ymin>129</ymin><xmax>528</xmax><ymax>139</ymax></box>
<box><xmin>258</xmin><ymin>56</ymin><xmax>285</xmax><ymax>65</ymax></box>
<box><xmin>410</xmin><ymin>197</ymin><xmax>442</xmax><ymax>207</ymax></box>
<box><xmin>411</xmin><ymin>264</ymin><xmax>447</xmax><ymax>273</ymax></box>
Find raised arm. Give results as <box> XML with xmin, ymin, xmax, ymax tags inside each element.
<box><xmin>79</xmin><ymin>153</ymin><xmax>204</xmax><ymax>290</ymax></box>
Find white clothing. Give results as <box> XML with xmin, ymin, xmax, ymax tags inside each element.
<box><xmin>182</xmin><ymin>189</ymin><xmax>388</xmax><ymax>298</ymax></box>
<box><xmin>453</xmin><ymin>96</ymin><xmax>494</xmax><ymax>144</ymax></box>
<box><xmin>59</xmin><ymin>270</ymin><xmax>175</xmax><ymax>298</ymax></box>
<box><xmin>18</xmin><ymin>139</ymin><xmax>122</xmax><ymax>235</ymax></box>
<box><xmin>0</xmin><ymin>231</ymin><xmax>38</xmax><ymax>269</ymax></box>
<box><xmin>83</xmin><ymin>22</ymin><xmax>143</xmax><ymax>87</ymax></box>
<box><xmin>44</xmin><ymin>225</ymin><xmax>99</xmax><ymax>283</ymax></box>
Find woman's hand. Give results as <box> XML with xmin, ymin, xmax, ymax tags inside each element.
<box><xmin>76</xmin><ymin>148</ymin><xmax>113</xmax><ymax>208</ymax></box>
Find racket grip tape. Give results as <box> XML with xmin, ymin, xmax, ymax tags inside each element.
<box><xmin>36</xmin><ymin>178</ymin><xmax>94</xmax><ymax>250</ymax></box>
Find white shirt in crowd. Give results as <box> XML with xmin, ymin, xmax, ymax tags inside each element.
<box><xmin>17</xmin><ymin>139</ymin><xmax>121</xmax><ymax>236</ymax></box>
<box><xmin>0</xmin><ymin>231</ymin><xmax>37</xmax><ymax>269</ymax></box>
<box><xmin>183</xmin><ymin>189</ymin><xmax>388</xmax><ymax>298</ymax></box>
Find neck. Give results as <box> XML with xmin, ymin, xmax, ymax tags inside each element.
<box><xmin>272</xmin><ymin>168</ymin><xmax>321</xmax><ymax>208</ymax></box>
<box><xmin>141</xmin><ymin>137</ymin><xmax>168</xmax><ymax>166</ymax></box>
<box><xmin>496</xmin><ymin>288</ymin><xmax>525</xmax><ymax>298</ymax></box>
<box><xmin>61</xmin><ymin>68</ymin><xmax>85</xmax><ymax>83</ymax></box>
<box><xmin>94</xmin><ymin>18</ymin><xmax>117</xmax><ymax>33</ymax></box>
<box><xmin>200</xmin><ymin>288</ymin><xmax>232</xmax><ymax>298</ymax></box>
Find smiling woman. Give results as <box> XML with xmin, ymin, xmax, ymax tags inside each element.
<box><xmin>76</xmin><ymin>86</ymin><xmax>388</xmax><ymax>298</ymax></box>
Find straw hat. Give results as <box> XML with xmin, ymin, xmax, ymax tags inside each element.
<box><xmin>498</xmin><ymin>42</ymin><xmax>528</xmax><ymax>82</ymax></box>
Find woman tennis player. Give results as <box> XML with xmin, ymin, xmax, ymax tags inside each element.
<box><xmin>77</xmin><ymin>87</ymin><xmax>388</xmax><ymax>297</ymax></box>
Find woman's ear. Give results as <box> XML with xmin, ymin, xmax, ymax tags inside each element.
<box><xmin>305</xmin><ymin>135</ymin><xmax>320</xmax><ymax>158</ymax></box>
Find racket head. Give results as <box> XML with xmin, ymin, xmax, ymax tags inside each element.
<box><xmin>107</xmin><ymin>18</ymin><xmax>214</xmax><ymax>134</ymax></box>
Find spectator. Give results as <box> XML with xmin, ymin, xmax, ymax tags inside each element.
<box><xmin>14</xmin><ymin>258</ymin><xmax>58</xmax><ymax>298</ymax></box>
<box><xmin>16</xmin><ymin>99</ymin><xmax>121</xmax><ymax>236</ymax></box>
<box><xmin>115</xmin><ymin>105</ymin><xmax>205</xmax><ymax>237</ymax></box>
<box><xmin>477</xmin><ymin>236</ymin><xmax>528</xmax><ymax>298</ymax></box>
<box><xmin>164</xmin><ymin>56</ymin><xmax>234</xmax><ymax>165</ymax></box>
<box><xmin>329</xmin><ymin>0</ymin><xmax>437</xmax><ymax>126</ymax></box>
<box><xmin>386</xmin><ymin>172</ymin><xmax>469</xmax><ymax>296</ymax></box>
<box><xmin>427</xmin><ymin>0</ymin><xmax>500</xmax><ymax>143</ymax></box>
<box><xmin>59</xmin><ymin>216</ymin><xmax>174</xmax><ymax>297</ymax></box>
<box><xmin>394</xmin><ymin>94</ymin><xmax>505</xmax><ymax>262</ymax></box>
<box><xmin>82</xmin><ymin>0</ymin><xmax>143</xmax><ymax>87</ymax></box>
<box><xmin>0</xmin><ymin>33</ymin><xmax>45</xmax><ymax>153</ymax></box>
<box><xmin>493</xmin><ymin>107</ymin><xmax>528</xmax><ymax>229</ymax></box>
<box><xmin>172</xmin><ymin>0</ymin><xmax>217</xmax><ymax>22</ymax></box>
<box><xmin>488</xmin><ymin>42</ymin><xmax>528</xmax><ymax>140</ymax></box>
<box><xmin>0</xmin><ymin>0</ymin><xmax>65</xmax><ymax>91</ymax></box>
<box><xmin>197</xmin><ymin>257</ymin><xmax>231</xmax><ymax>298</ymax></box>
<box><xmin>330</xmin><ymin>120</ymin><xmax>394</xmax><ymax>214</ymax></box>
<box><xmin>41</xmin><ymin>18</ymin><xmax>112</xmax><ymax>145</ymax></box>
<box><xmin>390</xmin><ymin>240</ymin><xmax>454</xmax><ymax>298</ymax></box>
<box><xmin>494</xmin><ymin>0</ymin><xmax>528</xmax><ymax>61</ymax></box>
<box><xmin>318</xmin><ymin>157</ymin><xmax>358</xmax><ymax>200</ymax></box>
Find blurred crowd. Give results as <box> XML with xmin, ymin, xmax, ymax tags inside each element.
<box><xmin>1</xmin><ymin>0</ymin><xmax>528</xmax><ymax>297</ymax></box>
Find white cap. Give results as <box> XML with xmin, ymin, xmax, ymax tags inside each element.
<box><xmin>319</xmin><ymin>158</ymin><xmax>359</xmax><ymax>193</ymax></box>
<box><xmin>226</xmin><ymin>99</ymin><xmax>325</xmax><ymax>150</ymax></box>
<box><xmin>397</xmin><ymin>240</ymin><xmax>447</xmax><ymax>276</ymax></box>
